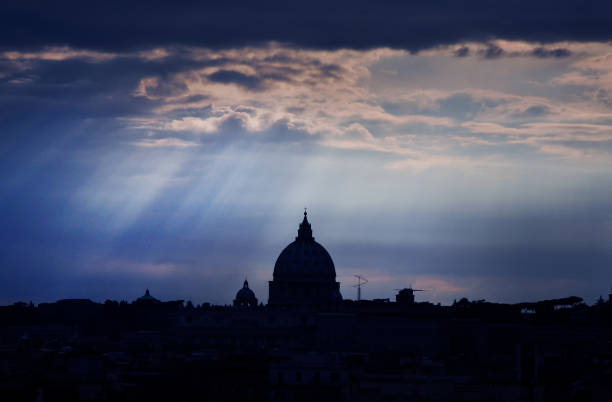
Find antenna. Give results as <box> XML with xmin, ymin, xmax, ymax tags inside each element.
<box><xmin>353</xmin><ymin>275</ymin><xmax>368</xmax><ymax>301</ymax></box>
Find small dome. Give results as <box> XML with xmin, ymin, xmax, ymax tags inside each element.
<box><xmin>234</xmin><ymin>279</ymin><xmax>258</xmax><ymax>307</ymax></box>
<box><xmin>273</xmin><ymin>212</ymin><xmax>336</xmax><ymax>280</ymax></box>
<box><xmin>136</xmin><ymin>288</ymin><xmax>159</xmax><ymax>303</ymax></box>
<box><xmin>236</xmin><ymin>283</ymin><xmax>256</xmax><ymax>301</ymax></box>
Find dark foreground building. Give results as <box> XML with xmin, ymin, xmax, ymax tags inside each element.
<box><xmin>2</xmin><ymin>214</ymin><xmax>612</xmax><ymax>401</ymax></box>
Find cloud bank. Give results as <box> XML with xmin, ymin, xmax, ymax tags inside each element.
<box><xmin>3</xmin><ymin>1</ymin><xmax>612</xmax><ymax>51</ymax></box>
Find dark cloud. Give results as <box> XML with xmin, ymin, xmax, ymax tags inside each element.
<box><xmin>207</xmin><ymin>70</ymin><xmax>263</xmax><ymax>90</ymax></box>
<box><xmin>531</xmin><ymin>47</ymin><xmax>572</xmax><ymax>58</ymax></box>
<box><xmin>510</xmin><ymin>105</ymin><xmax>551</xmax><ymax>119</ymax></box>
<box><xmin>454</xmin><ymin>46</ymin><xmax>470</xmax><ymax>57</ymax></box>
<box><xmin>2</xmin><ymin>1</ymin><xmax>611</xmax><ymax>52</ymax></box>
<box><xmin>318</xmin><ymin>64</ymin><xmax>344</xmax><ymax>79</ymax></box>
<box><xmin>473</xmin><ymin>44</ymin><xmax>573</xmax><ymax>60</ymax></box>
<box><xmin>479</xmin><ymin>44</ymin><xmax>505</xmax><ymax>59</ymax></box>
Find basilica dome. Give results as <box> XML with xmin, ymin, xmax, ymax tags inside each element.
<box><xmin>268</xmin><ymin>211</ymin><xmax>342</xmax><ymax>308</ymax></box>
<box><xmin>273</xmin><ymin>211</ymin><xmax>336</xmax><ymax>281</ymax></box>
<box><xmin>233</xmin><ymin>279</ymin><xmax>258</xmax><ymax>308</ymax></box>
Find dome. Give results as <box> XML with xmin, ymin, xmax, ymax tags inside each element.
<box><xmin>236</xmin><ymin>282</ymin><xmax>256</xmax><ymax>301</ymax></box>
<box><xmin>273</xmin><ymin>211</ymin><xmax>336</xmax><ymax>280</ymax></box>
<box><xmin>234</xmin><ymin>279</ymin><xmax>258</xmax><ymax>307</ymax></box>
<box><xmin>136</xmin><ymin>289</ymin><xmax>159</xmax><ymax>303</ymax></box>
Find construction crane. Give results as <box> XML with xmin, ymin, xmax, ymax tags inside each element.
<box><xmin>353</xmin><ymin>275</ymin><xmax>368</xmax><ymax>301</ymax></box>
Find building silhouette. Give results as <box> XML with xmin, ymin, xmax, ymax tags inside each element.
<box><xmin>1</xmin><ymin>211</ymin><xmax>612</xmax><ymax>401</ymax></box>
<box><xmin>233</xmin><ymin>279</ymin><xmax>258</xmax><ymax>308</ymax></box>
<box><xmin>135</xmin><ymin>288</ymin><xmax>159</xmax><ymax>304</ymax></box>
<box><xmin>268</xmin><ymin>211</ymin><xmax>342</xmax><ymax>310</ymax></box>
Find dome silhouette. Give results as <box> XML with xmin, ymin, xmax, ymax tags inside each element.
<box><xmin>268</xmin><ymin>211</ymin><xmax>342</xmax><ymax>309</ymax></box>
<box><xmin>233</xmin><ymin>279</ymin><xmax>258</xmax><ymax>308</ymax></box>
<box><xmin>273</xmin><ymin>216</ymin><xmax>336</xmax><ymax>279</ymax></box>
<box><xmin>135</xmin><ymin>288</ymin><xmax>159</xmax><ymax>303</ymax></box>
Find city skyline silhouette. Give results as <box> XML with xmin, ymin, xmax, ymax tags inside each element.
<box><xmin>0</xmin><ymin>213</ymin><xmax>609</xmax><ymax>401</ymax></box>
<box><xmin>2</xmin><ymin>2</ymin><xmax>612</xmax><ymax>400</ymax></box>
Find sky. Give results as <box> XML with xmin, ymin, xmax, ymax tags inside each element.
<box><xmin>1</xmin><ymin>1</ymin><xmax>612</xmax><ymax>305</ymax></box>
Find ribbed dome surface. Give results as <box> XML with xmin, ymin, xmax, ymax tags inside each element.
<box><xmin>273</xmin><ymin>239</ymin><xmax>336</xmax><ymax>278</ymax></box>
<box><xmin>236</xmin><ymin>286</ymin><xmax>256</xmax><ymax>300</ymax></box>
<box><xmin>272</xmin><ymin>212</ymin><xmax>336</xmax><ymax>280</ymax></box>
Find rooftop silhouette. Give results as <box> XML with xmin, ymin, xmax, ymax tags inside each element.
<box><xmin>1</xmin><ymin>212</ymin><xmax>611</xmax><ymax>401</ymax></box>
